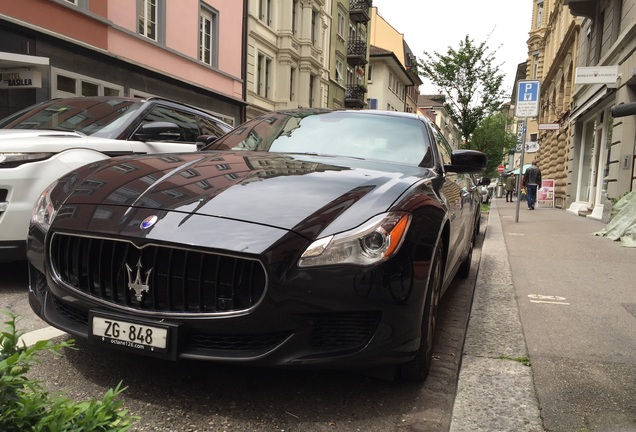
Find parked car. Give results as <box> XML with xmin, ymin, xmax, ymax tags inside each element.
<box><xmin>27</xmin><ymin>109</ymin><xmax>486</xmax><ymax>381</ymax></box>
<box><xmin>478</xmin><ymin>177</ymin><xmax>493</xmax><ymax>204</ymax></box>
<box><xmin>0</xmin><ymin>96</ymin><xmax>233</xmax><ymax>262</ymax></box>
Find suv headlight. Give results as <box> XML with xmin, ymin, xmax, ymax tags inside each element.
<box><xmin>0</xmin><ymin>152</ymin><xmax>54</xmax><ymax>168</ymax></box>
<box><xmin>299</xmin><ymin>212</ymin><xmax>411</xmax><ymax>267</ymax></box>
<box><xmin>31</xmin><ymin>181</ymin><xmax>59</xmax><ymax>232</ymax></box>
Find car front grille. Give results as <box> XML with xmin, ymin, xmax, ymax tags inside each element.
<box><xmin>49</xmin><ymin>233</ymin><xmax>266</xmax><ymax>314</ymax></box>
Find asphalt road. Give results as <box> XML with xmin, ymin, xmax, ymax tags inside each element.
<box><xmin>0</xmin><ymin>216</ymin><xmax>486</xmax><ymax>432</ymax></box>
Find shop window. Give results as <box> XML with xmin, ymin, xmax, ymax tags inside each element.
<box><xmin>52</xmin><ymin>68</ymin><xmax>123</xmax><ymax>98</ymax></box>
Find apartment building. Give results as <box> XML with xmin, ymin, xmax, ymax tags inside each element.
<box><xmin>245</xmin><ymin>0</ymin><xmax>331</xmax><ymax>120</ymax></box>
<box><xmin>521</xmin><ymin>0</ymin><xmax>635</xmax><ymax>218</ymax></box>
<box><xmin>563</xmin><ymin>0</ymin><xmax>636</xmax><ymax>219</ymax></box>
<box><xmin>327</xmin><ymin>0</ymin><xmax>371</xmax><ymax>109</ymax></box>
<box><xmin>0</xmin><ymin>0</ymin><xmax>245</xmax><ymax>125</ymax></box>
<box><xmin>417</xmin><ymin>94</ymin><xmax>461</xmax><ymax>149</ymax></box>
<box><xmin>524</xmin><ymin>0</ymin><xmax>581</xmax><ymax>208</ymax></box>
<box><xmin>367</xmin><ymin>7</ymin><xmax>417</xmax><ymax>112</ymax></box>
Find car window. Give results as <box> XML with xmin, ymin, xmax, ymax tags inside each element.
<box><xmin>142</xmin><ymin>106</ymin><xmax>201</xmax><ymax>142</ymax></box>
<box><xmin>210</xmin><ymin>111</ymin><xmax>433</xmax><ymax>166</ymax></box>
<box><xmin>1</xmin><ymin>99</ymin><xmax>143</xmax><ymax>137</ymax></box>
<box><xmin>198</xmin><ymin>116</ymin><xmax>232</xmax><ymax>138</ymax></box>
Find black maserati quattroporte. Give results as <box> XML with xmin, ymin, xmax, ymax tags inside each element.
<box><xmin>28</xmin><ymin>109</ymin><xmax>487</xmax><ymax>381</ymax></box>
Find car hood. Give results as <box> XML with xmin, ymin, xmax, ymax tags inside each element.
<box><xmin>0</xmin><ymin>129</ymin><xmax>125</xmax><ymax>151</ymax></box>
<box><xmin>57</xmin><ymin>151</ymin><xmax>434</xmax><ymax>239</ymax></box>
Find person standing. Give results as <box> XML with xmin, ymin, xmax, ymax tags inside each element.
<box><xmin>522</xmin><ymin>161</ymin><xmax>542</xmax><ymax>210</ymax></box>
<box><xmin>504</xmin><ymin>174</ymin><xmax>516</xmax><ymax>202</ymax></box>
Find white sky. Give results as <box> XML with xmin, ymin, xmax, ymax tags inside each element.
<box><xmin>371</xmin><ymin>0</ymin><xmax>534</xmax><ymax>98</ymax></box>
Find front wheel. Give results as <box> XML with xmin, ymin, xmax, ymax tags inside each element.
<box><xmin>398</xmin><ymin>242</ymin><xmax>443</xmax><ymax>381</ymax></box>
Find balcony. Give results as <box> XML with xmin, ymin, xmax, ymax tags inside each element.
<box><xmin>347</xmin><ymin>38</ymin><xmax>368</xmax><ymax>66</ymax></box>
<box><xmin>563</xmin><ymin>0</ymin><xmax>597</xmax><ymax>18</ymax></box>
<box><xmin>345</xmin><ymin>84</ymin><xmax>367</xmax><ymax>109</ymax></box>
<box><xmin>350</xmin><ymin>0</ymin><xmax>372</xmax><ymax>24</ymax></box>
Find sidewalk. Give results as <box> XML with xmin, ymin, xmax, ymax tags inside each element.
<box><xmin>450</xmin><ymin>197</ymin><xmax>636</xmax><ymax>431</ymax></box>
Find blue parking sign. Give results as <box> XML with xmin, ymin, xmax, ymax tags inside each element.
<box><xmin>515</xmin><ymin>80</ymin><xmax>540</xmax><ymax>117</ymax></box>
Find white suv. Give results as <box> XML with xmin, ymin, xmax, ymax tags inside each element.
<box><xmin>0</xmin><ymin>96</ymin><xmax>232</xmax><ymax>262</ymax></box>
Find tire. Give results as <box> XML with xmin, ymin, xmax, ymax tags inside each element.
<box><xmin>398</xmin><ymin>242</ymin><xmax>443</xmax><ymax>381</ymax></box>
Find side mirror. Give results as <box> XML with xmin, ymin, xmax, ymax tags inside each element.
<box><xmin>478</xmin><ymin>177</ymin><xmax>491</xmax><ymax>186</ymax></box>
<box><xmin>445</xmin><ymin>150</ymin><xmax>488</xmax><ymax>174</ymax></box>
<box><xmin>133</xmin><ymin>122</ymin><xmax>182</xmax><ymax>142</ymax></box>
<box><xmin>196</xmin><ymin>134</ymin><xmax>219</xmax><ymax>150</ymax></box>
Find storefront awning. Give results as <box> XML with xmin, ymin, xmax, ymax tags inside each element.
<box><xmin>0</xmin><ymin>51</ymin><xmax>49</xmax><ymax>70</ymax></box>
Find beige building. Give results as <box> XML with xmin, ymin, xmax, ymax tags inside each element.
<box><xmin>524</xmin><ymin>0</ymin><xmax>581</xmax><ymax>209</ymax></box>
<box><xmin>366</xmin><ymin>7</ymin><xmax>417</xmax><ymax>112</ymax></box>
<box><xmin>521</xmin><ymin>0</ymin><xmax>635</xmax><ymax>218</ymax></box>
<box><xmin>418</xmin><ymin>95</ymin><xmax>461</xmax><ymax>148</ymax></box>
<box><xmin>327</xmin><ymin>0</ymin><xmax>372</xmax><ymax>109</ymax></box>
<box><xmin>245</xmin><ymin>0</ymin><xmax>331</xmax><ymax>120</ymax></box>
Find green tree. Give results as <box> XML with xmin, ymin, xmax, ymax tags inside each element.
<box><xmin>419</xmin><ymin>35</ymin><xmax>508</xmax><ymax>146</ymax></box>
<box><xmin>470</xmin><ymin>112</ymin><xmax>515</xmax><ymax>177</ymax></box>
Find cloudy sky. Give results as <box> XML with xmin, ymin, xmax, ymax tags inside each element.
<box><xmin>371</xmin><ymin>0</ymin><xmax>534</xmax><ymax>97</ymax></box>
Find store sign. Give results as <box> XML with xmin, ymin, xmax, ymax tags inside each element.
<box><xmin>539</xmin><ymin>123</ymin><xmax>560</xmax><ymax>130</ymax></box>
<box><xmin>575</xmin><ymin>66</ymin><xmax>619</xmax><ymax>85</ymax></box>
<box><xmin>0</xmin><ymin>70</ymin><xmax>42</xmax><ymax>89</ymax></box>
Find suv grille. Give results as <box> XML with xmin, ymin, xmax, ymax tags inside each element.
<box><xmin>49</xmin><ymin>233</ymin><xmax>266</xmax><ymax>314</ymax></box>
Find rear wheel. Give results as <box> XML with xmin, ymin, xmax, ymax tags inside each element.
<box><xmin>398</xmin><ymin>242</ymin><xmax>443</xmax><ymax>381</ymax></box>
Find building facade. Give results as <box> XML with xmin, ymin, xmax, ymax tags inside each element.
<box><xmin>245</xmin><ymin>0</ymin><xmax>331</xmax><ymax>120</ymax></box>
<box><xmin>327</xmin><ymin>0</ymin><xmax>372</xmax><ymax>109</ymax></box>
<box><xmin>0</xmin><ymin>0</ymin><xmax>245</xmax><ymax>125</ymax></box>
<box><xmin>525</xmin><ymin>0</ymin><xmax>581</xmax><ymax>209</ymax></box>
<box><xmin>564</xmin><ymin>0</ymin><xmax>635</xmax><ymax>219</ymax></box>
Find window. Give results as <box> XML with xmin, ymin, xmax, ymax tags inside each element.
<box><xmin>335</xmin><ymin>58</ymin><xmax>344</xmax><ymax>85</ymax></box>
<box><xmin>199</xmin><ymin>7</ymin><xmax>218</xmax><ymax>66</ymax></box>
<box><xmin>142</xmin><ymin>106</ymin><xmax>202</xmax><ymax>142</ymax></box>
<box><xmin>337</xmin><ymin>10</ymin><xmax>346</xmax><ymax>40</ymax></box>
<box><xmin>259</xmin><ymin>0</ymin><xmax>272</xmax><ymax>25</ymax></box>
<box><xmin>290</xmin><ymin>67</ymin><xmax>296</xmax><ymax>101</ymax></box>
<box><xmin>536</xmin><ymin>0</ymin><xmax>544</xmax><ymax>28</ymax></box>
<box><xmin>367</xmin><ymin>64</ymin><xmax>373</xmax><ymax>82</ymax></box>
<box><xmin>532</xmin><ymin>52</ymin><xmax>539</xmax><ymax>79</ymax></box>
<box><xmin>52</xmin><ymin>68</ymin><xmax>123</xmax><ymax>98</ymax></box>
<box><xmin>309</xmin><ymin>75</ymin><xmax>315</xmax><ymax>107</ymax></box>
<box><xmin>138</xmin><ymin>0</ymin><xmax>158</xmax><ymax>40</ymax></box>
<box><xmin>257</xmin><ymin>53</ymin><xmax>272</xmax><ymax>98</ymax></box>
<box><xmin>292</xmin><ymin>0</ymin><xmax>299</xmax><ymax>34</ymax></box>
<box><xmin>311</xmin><ymin>10</ymin><xmax>318</xmax><ymax>45</ymax></box>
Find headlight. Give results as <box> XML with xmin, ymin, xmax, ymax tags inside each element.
<box><xmin>31</xmin><ymin>181</ymin><xmax>59</xmax><ymax>232</ymax></box>
<box><xmin>0</xmin><ymin>152</ymin><xmax>54</xmax><ymax>168</ymax></box>
<box><xmin>299</xmin><ymin>212</ymin><xmax>411</xmax><ymax>267</ymax></box>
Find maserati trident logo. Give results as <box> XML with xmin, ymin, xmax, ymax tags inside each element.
<box><xmin>140</xmin><ymin>215</ymin><xmax>158</xmax><ymax>230</ymax></box>
<box><xmin>126</xmin><ymin>258</ymin><xmax>153</xmax><ymax>301</ymax></box>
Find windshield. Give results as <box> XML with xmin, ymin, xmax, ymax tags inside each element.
<box><xmin>209</xmin><ymin>111</ymin><xmax>433</xmax><ymax>166</ymax></box>
<box><xmin>0</xmin><ymin>98</ymin><xmax>144</xmax><ymax>138</ymax></box>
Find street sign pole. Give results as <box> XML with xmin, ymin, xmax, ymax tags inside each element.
<box><xmin>515</xmin><ymin>118</ymin><xmax>527</xmax><ymax>223</ymax></box>
<box><xmin>513</xmin><ymin>80</ymin><xmax>540</xmax><ymax>223</ymax></box>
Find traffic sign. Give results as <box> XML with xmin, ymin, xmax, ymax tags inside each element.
<box><xmin>515</xmin><ymin>80</ymin><xmax>540</xmax><ymax>117</ymax></box>
<box><xmin>497</xmin><ymin>165</ymin><xmax>504</xmax><ymax>173</ymax></box>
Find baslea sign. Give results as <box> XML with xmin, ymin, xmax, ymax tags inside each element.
<box><xmin>0</xmin><ymin>70</ymin><xmax>42</xmax><ymax>89</ymax></box>
<box><xmin>575</xmin><ymin>66</ymin><xmax>619</xmax><ymax>85</ymax></box>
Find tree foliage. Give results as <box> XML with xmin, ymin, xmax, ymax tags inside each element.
<box><xmin>419</xmin><ymin>35</ymin><xmax>508</xmax><ymax>146</ymax></box>
<box><xmin>470</xmin><ymin>112</ymin><xmax>516</xmax><ymax>177</ymax></box>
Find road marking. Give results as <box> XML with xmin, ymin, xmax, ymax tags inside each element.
<box><xmin>528</xmin><ymin>294</ymin><xmax>569</xmax><ymax>305</ymax></box>
<box><xmin>508</xmin><ymin>233</ymin><xmax>525</xmax><ymax>236</ymax></box>
<box><xmin>19</xmin><ymin>326</ymin><xmax>68</xmax><ymax>347</ymax></box>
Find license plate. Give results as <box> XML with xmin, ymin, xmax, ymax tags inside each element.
<box><xmin>91</xmin><ymin>314</ymin><xmax>168</xmax><ymax>351</ymax></box>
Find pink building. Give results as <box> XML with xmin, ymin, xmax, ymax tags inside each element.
<box><xmin>0</xmin><ymin>0</ymin><xmax>245</xmax><ymax>124</ymax></box>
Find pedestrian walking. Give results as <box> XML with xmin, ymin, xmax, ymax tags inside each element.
<box><xmin>522</xmin><ymin>161</ymin><xmax>542</xmax><ymax>210</ymax></box>
<box><xmin>504</xmin><ymin>174</ymin><xmax>516</xmax><ymax>202</ymax></box>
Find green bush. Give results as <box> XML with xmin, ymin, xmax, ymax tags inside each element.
<box><xmin>0</xmin><ymin>312</ymin><xmax>138</xmax><ymax>431</ymax></box>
